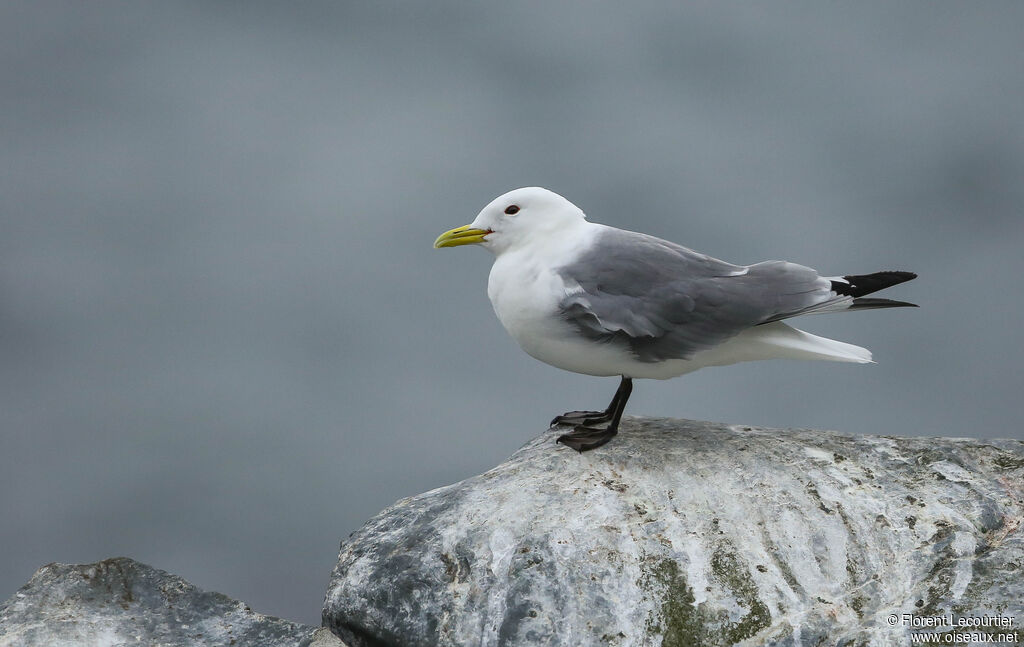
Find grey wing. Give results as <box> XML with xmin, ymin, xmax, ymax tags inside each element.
<box><xmin>557</xmin><ymin>228</ymin><xmax>842</xmax><ymax>362</ymax></box>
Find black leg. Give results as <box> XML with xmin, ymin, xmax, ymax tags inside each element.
<box><xmin>556</xmin><ymin>377</ymin><xmax>633</xmax><ymax>452</ymax></box>
<box><xmin>550</xmin><ymin>376</ymin><xmax>629</xmax><ymax>427</ymax></box>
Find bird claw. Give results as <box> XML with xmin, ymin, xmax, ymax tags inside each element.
<box><xmin>556</xmin><ymin>425</ymin><xmax>618</xmax><ymax>452</ymax></box>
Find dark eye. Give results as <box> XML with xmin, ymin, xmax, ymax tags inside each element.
<box><xmin>504</xmin><ymin>205</ymin><xmax>520</xmax><ymax>215</ymax></box>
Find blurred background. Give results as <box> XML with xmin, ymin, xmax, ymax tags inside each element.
<box><xmin>2</xmin><ymin>1</ymin><xmax>1022</xmax><ymax>626</ymax></box>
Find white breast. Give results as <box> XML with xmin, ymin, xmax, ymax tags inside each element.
<box><xmin>485</xmin><ymin>224</ymin><xmax>643</xmax><ymax>377</ymax></box>
<box><xmin>486</xmin><ymin>247</ymin><xmax>566</xmax><ymax>355</ymax></box>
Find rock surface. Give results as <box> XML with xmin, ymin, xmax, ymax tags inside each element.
<box><xmin>0</xmin><ymin>557</ymin><xmax>345</xmax><ymax>647</ymax></box>
<box><xmin>323</xmin><ymin>417</ymin><xmax>1024</xmax><ymax>647</ymax></box>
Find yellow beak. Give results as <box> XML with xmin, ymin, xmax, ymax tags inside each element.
<box><xmin>433</xmin><ymin>224</ymin><xmax>491</xmax><ymax>249</ymax></box>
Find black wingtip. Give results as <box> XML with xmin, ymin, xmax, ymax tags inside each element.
<box><xmin>849</xmin><ymin>297</ymin><xmax>919</xmax><ymax>311</ymax></box>
<box><xmin>832</xmin><ymin>271</ymin><xmax>917</xmax><ymax>298</ymax></box>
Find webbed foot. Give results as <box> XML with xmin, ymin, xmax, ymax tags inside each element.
<box><xmin>550</xmin><ymin>410</ymin><xmax>611</xmax><ymax>427</ymax></box>
<box><xmin>556</xmin><ymin>425</ymin><xmax>618</xmax><ymax>452</ymax></box>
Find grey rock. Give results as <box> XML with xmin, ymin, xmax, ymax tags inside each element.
<box><xmin>0</xmin><ymin>557</ymin><xmax>346</xmax><ymax>647</ymax></box>
<box><xmin>323</xmin><ymin>417</ymin><xmax>1024</xmax><ymax>647</ymax></box>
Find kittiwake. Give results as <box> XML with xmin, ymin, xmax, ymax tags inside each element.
<box><xmin>434</xmin><ymin>187</ymin><xmax>917</xmax><ymax>452</ymax></box>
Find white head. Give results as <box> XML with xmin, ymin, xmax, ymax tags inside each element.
<box><xmin>434</xmin><ymin>187</ymin><xmax>587</xmax><ymax>255</ymax></box>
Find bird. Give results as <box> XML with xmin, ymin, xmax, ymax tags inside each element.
<box><xmin>434</xmin><ymin>187</ymin><xmax>917</xmax><ymax>452</ymax></box>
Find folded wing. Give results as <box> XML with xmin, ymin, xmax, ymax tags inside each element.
<box><xmin>557</xmin><ymin>228</ymin><xmax>913</xmax><ymax>363</ymax></box>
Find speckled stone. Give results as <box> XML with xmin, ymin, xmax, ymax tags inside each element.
<box><xmin>0</xmin><ymin>557</ymin><xmax>344</xmax><ymax>647</ymax></box>
<box><xmin>323</xmin><ymin>416</ymin><xmax>1024</xmax><ymax>647</ymax></box>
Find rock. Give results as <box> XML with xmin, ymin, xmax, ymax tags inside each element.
<box><xmin>323</xmin><ymin>417</ymin><xmax>1024</xmax><ymax>647</ymax></box>
<box><xmin>0</xmin><ymin>557</ymin><xmax>346</xmax><ymax>647</ymax></box>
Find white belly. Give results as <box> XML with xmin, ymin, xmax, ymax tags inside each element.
<box><xmin>487</xmin><ymin>249</ymin><xmax>649</xmax><ymax>378</ymax></box>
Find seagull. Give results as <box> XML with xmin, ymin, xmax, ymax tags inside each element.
<box><xmin>434</xmin><ymin>187</ymin><xmax>917</xmax><ymax>452</ymax></box>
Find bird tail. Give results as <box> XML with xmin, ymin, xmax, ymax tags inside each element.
<box><xmin>753</xmin><ymin>322</ymin><xmax>874</xmax><ymax>364</ymax></box>
<box><xmin>720</xmin><ymin>271</ymin><xmax>915</xmax><ymax>367</ymax></box>
<box><xmin>699</xmin><ymin>321</ymin><xmax>874</xmax><ymax>369</ymax></box>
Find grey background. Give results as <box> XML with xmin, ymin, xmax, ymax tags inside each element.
<box><xmin>2</xmin><ymin>1</ymin><xmax>1022</xmax><ymax>627</ymax></box>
